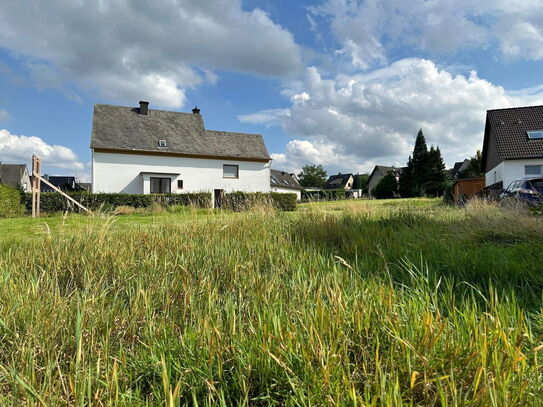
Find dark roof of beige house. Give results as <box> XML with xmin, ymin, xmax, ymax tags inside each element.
<box><xmin>90</xmin><ymin>103</ymin><xmax>271</xmax><ymax>162</ymax></box>
<box><xmin>482</xmin><ymin>105</ymin><xmax>543</xmax><ymax>172</ymax></box>
<box><xmin>270</xmin><ymin>169</ymin><xmax>302</xmax><ymax>190</ymax></box>
<box><xmin>325</xmin><ymin>173</ymin><xmax>353</xmax><ymax>189</ymax></box>
<box><xmin>0</xmin><ymin>163</ymin><xmax>28</xmax><ymax>188</ymax></box>
<box><xmin>368</xmin><ymin>165</ymin><xmax>402</xmax><ymax>183</ymax></box>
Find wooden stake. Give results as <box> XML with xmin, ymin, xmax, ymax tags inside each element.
<box><xmin>31</xmin><ymin>155</ymin><xmax>91</xmax><ymax>216</ymax></box>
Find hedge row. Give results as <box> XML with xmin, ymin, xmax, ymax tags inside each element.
<box><xmin>23</xmin><ymin>192</ymin><xmax>212</xmax><ymax>213</ymax></box>
<box><xmin>223</xmin><ymin>192</ymin><xmax>297</xmax><ymax>212</ymax></box>
<box><xmin>301</xmin><ymin>189</ymin><xmax>347</xmax><ymax>201</ymax></box>
<box><xmin>0</xmin><ymin>185</ymin><xmax>25</xmax><ymax>218</ymax></box>
<box><xmin>20</xmin><ymin>191</ymin><xmax>297</xmax><ymax>214</ymax></box>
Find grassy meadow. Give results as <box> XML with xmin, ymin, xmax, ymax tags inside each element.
<box><xmin>0</xmin><ymin>198</ymin><xmax>543</xmax><ymax>405</ymax></box>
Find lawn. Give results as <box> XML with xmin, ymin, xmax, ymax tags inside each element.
<box><xmin>0</xmin><ymin>198</ymin><xmax>542</xmax><ymax>405</ymax></box>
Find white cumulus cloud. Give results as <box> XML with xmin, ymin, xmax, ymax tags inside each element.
<box><xmin>247</xmin><ymin>58</ymin><xmax>543</xmax><ymax>174</ymax></box>
<box><xmin>311</xmin><ymin>0</ymin><xmax>543</xmax><ymax>69</ymax></box>
<box><xmin>0</xmin><ymin>129</ymin><xmax>84</xmax><ymax>171</ymax></box>
<box><xmin>0</xmin><ymin>0</ymin><xmax>303</xmax><ymax>108</ymax></box>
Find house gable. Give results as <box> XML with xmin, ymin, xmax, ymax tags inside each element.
<box><xmin>270</xmin><ymin>169</ymin><xmax>302</xmax><ymax>190</ymax></box>
<box><xmin>0</xmin><ymin>163</ymin><xmax>30</xmax><ymax>190</ymax></box>
<box><xmin>325</xmin><ymin>173</ymin><xmax>354</xmax><ymax>189</ymax></box>
<box><xmin>482</xmin><ymin>105</ymin><xmax>543</xmax><ymax>173</ymax></box>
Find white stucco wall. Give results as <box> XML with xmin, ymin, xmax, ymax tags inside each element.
<box><xmin>271</xmin><ymin>186</ymin><xmax>302</xmax><ymax>201</ymax></box>
<box><xmin>485</xmin><ymin>159</ymin><xmax>543</xmax><ymax>188</ymax></box>
<box><xmin>92</xmin><ymin>151</ymin><xmax>271</xmax><ymax>194</ymax></box>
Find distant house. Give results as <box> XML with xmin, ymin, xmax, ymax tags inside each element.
<box><xmin>40</xmin><ymin>175</ymin><xmax>88</xmax><ymax>192</ymax></box>
<box><xmin>482</xmin><ymin>105</ymin><xmax>543</xmax><ymax>189</ymax></box>
<box><xmin>91</xmin><ymin>102</ymin><xmax>271</xmax><ymax>206</ymax></box>
<box><xmin>449</xmin><ymin>159</ymin><xmax>470</xmax><ymax>179</ymax></box>
<box><xmin>270</xmin><ymin>169</ymin><xmax>302</xmax><ymax>200</ymax></box>
<box><xmin>0</xmin><ymin>163</ymin><xmax>31</xmax><ymax>192</ymax></box>
<box><xmin>367</xmin><ymin>166</ymin><xmax>402</xmax><ymax>196</ymax></box>
<box><xmin>325</xmin><ymin>173</ymin><xmax>354</xmax><ymax>190</ymax></box>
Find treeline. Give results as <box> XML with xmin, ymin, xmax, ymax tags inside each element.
<box><xmin>371</xmin><ymin>129</ymin><xmax>448</xmax><ymax>198</ymax></box>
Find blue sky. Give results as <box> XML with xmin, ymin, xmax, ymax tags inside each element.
<box><xmin>1</xmin><ymin>0</ymin><xmax>543</xmax><ymax>180</ymax></box>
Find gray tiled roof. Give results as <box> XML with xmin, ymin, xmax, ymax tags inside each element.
<box><xmin>325</xmin><ymin>173</ymin><xmax>353</xmax><ymax>189</ymax></box>
<box><xmin>91</xmin><ymin>104</ymin><xmax>271</xmax><ymax>161</ymax></box>
<box><xmin>485</xmin><ymin>105</ymin><xmax>543</xmax><ymax>161</ymax></box>
<box><xmin>0</xmin><ymin>163</ymin><xmax>27</xmax><ymax>188</ymax></box>
<box><xmin>270</xmin><ymin>169</ymin><xmax>302</xmax><ymax>190</ymax></box>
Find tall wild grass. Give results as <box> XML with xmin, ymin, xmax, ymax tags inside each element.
<box><xmin>0</xmin><ymin>199</ymin><xmax>542</xmax><ymax>405</ymax></box>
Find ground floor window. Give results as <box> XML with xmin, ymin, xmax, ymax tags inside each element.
<box><xmin>177</xmin><ymin>179</ymin><xmax>183</xmax><ymax>190</ymax></box>
<box><xmin>150</xmin><ymin>177</ymin><xmax>171</xmax><ymax>193</ymax></box>
<box><xmin>525</xmin><ymin>165</ymin><xmax>542</xmax><ymax>176</ymax></box>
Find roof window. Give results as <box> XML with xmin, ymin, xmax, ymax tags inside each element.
<box><xmin>527</xmin><ymin>131</ymin><xmax>543</xmax><ymax>140</ymax></box>
<box><xmin>158</xmin><ymin>139</ymin><xmax>168</xmax><ymax>147</ymax></box>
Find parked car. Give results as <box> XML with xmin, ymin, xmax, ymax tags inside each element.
<box><xmin>499</xmin><ymin>177</ymin><xmax>543</xmax><ymax>206</ymax></box>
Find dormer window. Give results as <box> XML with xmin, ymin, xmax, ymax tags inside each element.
<box><xmin>527</xmin><ymin>131</ymin><xmax>543</xmax><ymax>139</ymax></box>
<box><xmin>158</xmin><ymin>139</ymin><xmax>168</xmax><ymax>147</ymax></box>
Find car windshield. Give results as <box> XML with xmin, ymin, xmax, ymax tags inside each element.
<box><xmin>527</xmin><ymin>179</ymin><xmax>543</xmax><ymax>189</ymax></box>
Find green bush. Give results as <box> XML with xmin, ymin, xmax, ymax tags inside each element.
<box><xmin>371</xmin><ymin>172</ymin><xmax>399</xmax><ymax>199</ymax></box>
<box><xmin>223</xmin><ymin>192</ymin><xmax>297</xmax><ymax>211</ymax></box>
<box><xmin>270</xmin><ymin>192</ymin><xmax>297</xmax><ymax>211</ymax></box>
<box><xmin>152</xmin><ymin>193</ymin><xmax>211</xmax><ymax>208</ymax></box>
<box><xmin>23</xmin><ymin>192</ymin><xmax>212</xmax><ymax>213</ymax></box>
<box><xmin>442</xmin><ymin>181</ymin><xmax>455</xmax><ymax>204</ymax></box>
<box><xmin>0</xmin><ymin>185</ymin><xmax>25</xmax><ymax>218</ymax></box>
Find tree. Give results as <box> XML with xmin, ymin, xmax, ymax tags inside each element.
<box><xmin>425</xmin><ymin>146</ymin><xmax>447</xmax><ymax>196</ymax></box>
<box><xmin>298</xmin><ymin>164</ymin><xmax>327</xmax><ymax>188</ymax></box>
<box><xmin>400</xmin><ymin>129</ymin><xmax>449</xmax><ymax>197</ymax></box>
<box><xmin>353</xmin><ymin>173</ymin><xmax>369</xmax><ymax>191</ymax></box>
<box><xmin>371</xmin><ymin>172</ymin><xmax>398</xmax><ymax>199</ymax></box>
<box><xmin>412</xmin><ymin>129</ymin><xmax>429</xmax><ymax>190</ymax></box>
<box><xmin>399</xmin><ymin>156</ymin><xmax>415</xmax><ymax>198</ymax></box>
<box><xmin>457</xmin><ymin>150</ymin><xmax>483</xmax><ymax>179</ymax></box>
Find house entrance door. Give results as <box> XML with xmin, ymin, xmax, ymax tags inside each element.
<box><xmin>214</xmin><ymin>189</ymin><xmax>224</xmax><ymax>209</ymax></box>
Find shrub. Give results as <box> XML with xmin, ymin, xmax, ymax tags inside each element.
<box><xmin>371</xmin><ymin>173</ymin><xmax>398</xmax><ymax>199</ymax></box>
<box><xmin>270</xmin><ymin>192</ymin><xmax>297</xmax><ymax>211</ymax></box>
<box><xmin>442</xmin><ymin>181</ymin><xmax>455</xmax><ymax>204</ymax></box>
<box><xmin>23</xmin><ymin>192</ymin><xmax>212</xmax><ymax>213</ymax></box>
<box><xmin>153</xmin><ymin>193</ymin><xmax>211</xmax><ymax>208</ymax></box>
<box><xmin>223</xmin><ymin>192</ymin><xmax>297</xmax><ymax>211</ymax></box>
<box><xmin>0</xmin><ymin>185</ymin><xmax>25</xmax><ymax>218</ymax></box>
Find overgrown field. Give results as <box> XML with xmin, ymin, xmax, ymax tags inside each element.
<box><xmin>0</xmin><ymin>199</ymin><xmax>542</xmax><ymax>405</ymax></box>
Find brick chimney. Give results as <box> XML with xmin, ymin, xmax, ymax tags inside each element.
<box><xmin>139</xmin><ymin>101</ymin><xmax>149</xmax><ymax>115</ymax></box>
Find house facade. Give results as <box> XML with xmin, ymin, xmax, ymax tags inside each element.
<box><xmin>367</xmin><ymin>166</ymin><xmax>402</xmax><ymax>196</ymax></box>
<box><xmin>324</xmin><ymin>173</ymin><xmax>354</xmax><ymax>190</ymax></box>
<box><xmin>270</xmin><ymin>169</ymin><xmax>302</xmax><ymax>200</ymax></box>
<box><xmin>0</xmin><ymin>163</ymin><xmax>31</xmax><ymax>192</ymax></box>
<box><xmin>482</xmin><ymin>105</ymin><xmax>543</xmax><ymax>189</ymax></box>
<box><xmin>91</xmin><ymin>102</ymin><xmax>271</xmax><ymax>198</ymax></box>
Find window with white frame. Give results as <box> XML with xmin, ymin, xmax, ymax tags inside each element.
<box><xmin>223</xmin><ymin>164</ymin><xmax>239</xmax><ymax>178</ymax></box>
<box><xmin>525</xmin><ymin>165</ymin><xmax>542</xmax><ymax>176</ymax></box>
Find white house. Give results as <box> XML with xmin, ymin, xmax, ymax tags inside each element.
<box><xmin>270</xmin><ymin>169</ymin><xmax>302</xmax><ymax>200</ymax></box>
<box><xmin>91</xmin><ymin>102</ymin><xmax>272</xmax><ymax>204</ymax></box>
<box><xmin>482</xmin><ymin>105</ymin><xmax>543</xmax><ymax>189</ymax></box>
